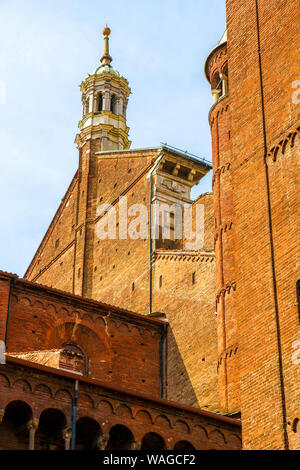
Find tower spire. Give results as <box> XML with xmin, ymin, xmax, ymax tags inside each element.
<box><xmin>101</xmin><ymin>25</ymin><xmax>112</xmax><ymax>66</ymax></box>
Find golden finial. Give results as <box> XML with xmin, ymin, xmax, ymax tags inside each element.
<box><xmin>101</xmin><ymin>24</ymin><xmax>112</xmax><ymax>66</ymax></box>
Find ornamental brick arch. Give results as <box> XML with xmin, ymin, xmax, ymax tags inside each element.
<box><xmin>116</xmin><ymin>403</ymin><xmax>134</xmax><ymax>419</ymax></box>
<box><xmin>34</xmin><ymin>383</ymin><xmax>53</xmax><ymax>399</ymax></box>
<box><xmin>208</xmin><ymin>428</ymin><xmax>226</xmax><ymax>449</ymax></box>
<box><xmin>77</xmin><ymin>393</ymin><xmax>95</xmax><ymax>410</ymax></box>
<box><xmin>174</xmin><ymin>419</ymin><xmax>190</xmax><ymax>434</ymax></box>
<box><xmin>134</xmin><ymin>409</ymin><xmax>153</xmax><ymax>425</ymax></box>
<box><xmin>96</xmin><ymin>399</ymin><xmax>115</xmax><ymax>416</ymax></box>
<box><xmin>154</xmin><ymin>414</ymin><xmax>172</xmax><ymax>429</ymax></box>
<box><xmin>226</xmin><ymin>432</ymin><xmax>242</xmax><ymax>450</ymax></box>
<box><xmin>54</xmin><ymin>389</ymin><xmax>73</xmax><ymax>404</ymax></box>
<box><xmin>0</xmin><ymin>373</ymin><xmax>10</xmax><ymax>390</ymax></box>
<box><xmin>13</xmin><ymin>378</ymin><xmax>32</xmax><ymax>394</ymax></box>
<box><xmin>192</xmin><ymin>424</ymin><xmax>209</xmax><ymax>443</ymax></box>
<box><xmin>46</xmin><ymin>322</ymin><xmax>109</xmax><ymax>378</ymax></box>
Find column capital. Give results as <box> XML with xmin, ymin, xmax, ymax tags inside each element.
<box><xmin>0</xmin><ymin>409</ymin><xmax>5</xmax><ymax>424</ymax></box>
<box><xmin>27</xmin><ymin>418</ymin><xmax>39</xmax><ymax>431</ymax></box>
<box><xmin>63</xmin><ymin>427</ymin><xmax>72</xmax><ymax>440</ymax></box>
<box><xmin>97</xmin><ymin>433</ymin><xmax>109</xmax><ymax>450</ymax></box>
<box><xmin>129</xmin><ymin>441</ymin><xmax>141</xmax><ymax>451</ymax></box>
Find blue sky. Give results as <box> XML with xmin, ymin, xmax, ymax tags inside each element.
<box><xmin>0</xmin><ymin>0</ymin><xmax>226</xmax><ymax>276</ymax></box>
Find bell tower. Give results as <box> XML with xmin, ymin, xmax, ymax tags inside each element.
<box><xmin>76</xmin><ymin>26</ymin><xmax>131</xmax><ymax>151</ymax></box>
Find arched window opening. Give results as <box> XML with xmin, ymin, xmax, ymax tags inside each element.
<box><xmin>106</xmin><ymin>425</ymin><xmax>134</xmax><ymax>450</ymax></box>
<box><xmin>220</xmin><ymin>64</ymin><xmax>229</xmax><ymax>97</ymax></box>
<box><xmin>211</xmin><ymin>67</ymin><xmax>228</xmax><ymax>104</ymax></box>
<box><xmin>110</xmin><ymin>94</ymin><xmax>117</xmax><ymax>114</ymax></box>
<box><xmin>75</xmin><ymin>417</ymin><xmax>102</xmax><ymax>450</ymax></box>
<box><xmin>97</xmin><ymin>93</ymin><xmax>103</xmax><ymax>112</ymax></box>
<box><xmin>141</xmin><ymin>432</ymin><xmax>166</xmax><ymax>450</ymax></box>
<box><xmin>59</xmin><ymin>344</ymin><xmax>88</xmax><ymax>376</ymax></box>
<box><xmin>174</xmin><ymin>440</ymin><xmax>195</xmax><ymax>451</ymax></box>
<box><xmin>36</xmin><ymin>408</ymin><xmax>66</xmax><ymax>450</ymax></box>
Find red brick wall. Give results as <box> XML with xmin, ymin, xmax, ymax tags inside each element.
<box><xmin>153</xmin><ymin>251</ymin><xmax>218</xmax><ymax>411</ymax></box>
<box><xmin>25</xmin><ymin>147</ymin><xmax>157</xmax><ymax>307</ymax></box>
<box><xmin>2</xmin><ymin>277</ymin><xmax>163</xmax><ymax>397</ymax></box>
<box><xmin>226</xmin><ymin>0</ymin><xmax>300</xmax><ymax>449</ymax></box>
<box><xmin>90</xmin><ymin>152</ymin><xmax>154</xmax><ymax>313</ymax></box>
<box><xmin>0</xmin><ymin>276</ymin><xmax>11</xmax><ymax>344</ymax></box>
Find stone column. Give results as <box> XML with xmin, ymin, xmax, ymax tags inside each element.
<box><xmin>63</xmin><ymin>428</ymin><xmax>72</xmax><ymax>450</ymax></box>
<box><xmin>129</xmin><ymin>441</ymin><xmax>141</xmax><ymax>450</ymax></box>
<box><xmin>212</xmin><ymin>89</ymin><xmax>221</xmax><ymax>104</ymax></box>
<box><xmin>88</xmin><ymin>94</ymin><xmax>93</xmax><ymax>114</ymax></box>
<box><xmin>0</xmin><ymin>409</ymin><xmax>5</xmax><ymax>424</ymax></box>
<box><xmin>27</xmin><ymin>419</ymin><xmax>39</xmax><ymax>450</ymax></box>
<box><xmin>117</xmin><ymin>97</ymin><xmax>123</xmax><ymax>116</ymax></box>
<box><xmin>96</xmin><ymin>433</ymin><xmax>109</xmax><ymax>450</ymax></box>
<box><xmin>104</xmin><ymin>91</ymin><xmax>111</xmax><ymax>111</ymax></box>
<box><xmin>93</xmin><ymin>93</ymin><xmax>98</xmax><ymax>113</ymax></box>
<box><xmin>220</xmin><ymin>73</ymin><xmax>228</xmax><ymax>96</ymax></box>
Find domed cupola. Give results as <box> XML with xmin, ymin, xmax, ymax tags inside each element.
<box><xmin>76</xmin><ymin>26</ymin><xmax>131</xmax><ymax>151</ymax></box>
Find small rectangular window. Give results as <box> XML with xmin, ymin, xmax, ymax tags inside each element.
<box><xmin>192</xmin><ymin>272</ymin><xmax>196</xmax><ymax>285</ymax></box>
<box><xmin>159</xmin><ymin>275</ymin><xmax>163</xmax><ymax>289</ymax></box>
<box><xmin>55</xmin><ymin>239</ymin><xmax>60</xmax><ymax>249</ymax></box>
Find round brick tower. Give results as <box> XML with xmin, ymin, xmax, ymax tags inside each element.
<box><xmin>205</xmin><ymin>31</ymin><xmax>240</xmax><ymax>414</ymax></box>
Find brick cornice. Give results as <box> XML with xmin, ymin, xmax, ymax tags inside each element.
<box><xmin>153</xmin><ymin>250</ymin><xmax>215</xmax><ymax>263</ymax></box>
<box><xmin>267</xmin><ymin>125</ymin><xmax>300</xmax><ymax>162</ymax></box>
<box><xmin>216</xmin><ymin>281</ymin><xmax>237</xmax><ymax>305</ymax></box>
<box><xmin>217</xmin><ymin>344</ymin><xmax>239</xmax><ymax>370</ymax></box>
<box><xmin>214</xmin><ymin>221</ymin><xmax>233</xmax><ymax>243</ymax></box>
<box><xmin>209</xmin><ymin>98</ymin><xmax>229</xmax><ymax>126</ymax></box>
<box><xmin>231</xmin><ymin>123</ymin><xmax>300</xmax><ymax>173</ymax></box>
<box><xmin>212</xmin><ymin>162</ymin><xmax>231</xmax><ymax>187</ymax></box>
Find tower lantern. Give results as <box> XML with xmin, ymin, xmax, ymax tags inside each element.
<box><xmin>76</xmin><ymin>26</ymin><xmax>131</xmax><ymax>151</ymax></box>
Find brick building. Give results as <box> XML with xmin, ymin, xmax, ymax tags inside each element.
<box><xmin>0</xmin><ymin>0</ymin><xmax>299</xmax><ymax>450</ymax></box>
